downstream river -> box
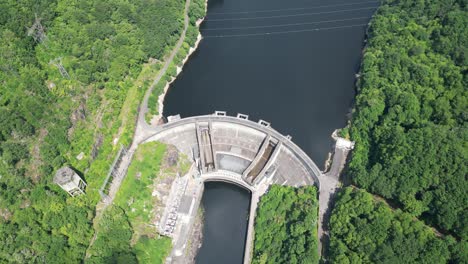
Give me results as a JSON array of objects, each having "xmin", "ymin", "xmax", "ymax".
[
  {"xmin": 196, "ymin": 182, "xmax": 251, "ymax": 264},
  {"xmin": 163, "ymin": 0, "xmax": 377, "ymax": 263}
]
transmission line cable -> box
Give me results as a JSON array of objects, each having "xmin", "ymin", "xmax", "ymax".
[
  {"xmin": 209, "ymin": 1, "xmax": 379, "ymax": 15},
  {"xmin": 204, "ymin": 23, "xmax": 367, "ymax": 38},
  {"xmin": 205, "ymin": 6, "xmax": 378, "ymax": 21},
  {"xmin": 204, "ymin": 16, "xmax": 369, "ymax": 31}
]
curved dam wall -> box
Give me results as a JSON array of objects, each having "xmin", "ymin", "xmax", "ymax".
[{"xmin": 142, "ymin": 112, "xmax": 322, "ymax": 190}]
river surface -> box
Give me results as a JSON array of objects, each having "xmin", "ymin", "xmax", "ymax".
[
  {"xmin": 164, "ymin": 0, "xmax": 377, "ymax": 263},
  {"xmin": 196, "ymin": 182, "xmax": 251, "ymax": 264}
]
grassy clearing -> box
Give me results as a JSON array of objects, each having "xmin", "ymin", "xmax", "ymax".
[
  {"xmin": 117, "ymin": 62, "xmax": 163, "ymax": 146},
  {"xmin": 134, "ymin": 236, "xmax": 172, "ymax": 264},
  {"xmin": 115, "ymin": 142, "xmax": 167, "ymax": 223},
  {"xmin": 64, "ymin": 60, "xmax": 165, "ymax": 205}
]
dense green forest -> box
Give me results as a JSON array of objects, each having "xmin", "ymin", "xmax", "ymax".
[
  {"xmin": 252, "ymin": 185, "xmax": 319, "ymax": 264},
  {"xmin": 329, "ymin": 187, "xmax": 465, "ymax": 263},
  {"xmin": 0, "ymin": 0, "xmax": 205, "ymax": 262},
  {"xmin": 86, "ymin": 205, "xmax": 138, "ymax": 263},
  {"xmin": 346, "ymin": 0, "xmax": 467, "ymax": 241}
]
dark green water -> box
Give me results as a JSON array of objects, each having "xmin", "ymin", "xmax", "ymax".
[
  {"xmin": 196, "ymin": 182, "xmax": 251, "ymax": 264},
  {"xmin": 164, "ymin": 0, "xmax": 378, "ymax": 263}
]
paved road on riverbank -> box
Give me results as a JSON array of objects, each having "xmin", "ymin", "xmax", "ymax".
[
  {"xmin": 136, "ymin": 0, "xmax": 192, "ymax": 135},
  {"xmin": 318, "ymin": 142, "xmax": 352, "ymax": 257}
]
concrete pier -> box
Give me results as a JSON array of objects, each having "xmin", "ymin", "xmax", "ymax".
[{"xmin": 243, "ymin": 176, "xmax": 271, "ymax": 264}]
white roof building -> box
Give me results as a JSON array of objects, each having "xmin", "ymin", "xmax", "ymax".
[{"xmin": 53, "ymin": 167, "xmax": 87, "ymax": 197}]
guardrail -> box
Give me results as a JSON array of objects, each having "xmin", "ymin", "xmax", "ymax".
[{"xmin": 99, "ymin": 144, "xmax": 127, "ymax": 199}]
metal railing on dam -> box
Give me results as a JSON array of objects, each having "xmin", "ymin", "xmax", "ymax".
[{"xmin": 141, "ymin": 111, "xmax": 323, "ymax": 190}]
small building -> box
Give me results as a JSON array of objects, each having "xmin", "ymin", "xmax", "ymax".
[
  {"xmin": 53, "ymin": 167, "xmax": 87, "ymax": 196},
  {"xmin": 336, "ymin": 137, "xmax": 355, "ymax": 150},
  {"xmin": 167, "ymin": 114, "xmax": 181, "ymax": 123}
]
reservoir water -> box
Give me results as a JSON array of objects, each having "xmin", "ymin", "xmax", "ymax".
[
  {"xmin": 164, "ymin": 0, "xmax": 378, "ymax": 263},
  {"xmin": 164, "ymin": 0, "xmax": 378, "ymax": 166}
]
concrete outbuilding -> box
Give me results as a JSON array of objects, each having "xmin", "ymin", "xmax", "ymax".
[{"xmin": 53, "ymin": 167, "xmax": 87, "ymax": 196}]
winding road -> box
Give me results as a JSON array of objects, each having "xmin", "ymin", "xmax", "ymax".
[{"xmin": 136, "ymin": 0, "xmax": 192, "ymax": 135}]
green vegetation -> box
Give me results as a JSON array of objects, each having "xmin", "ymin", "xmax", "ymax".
[
  {"xmin": 146, "ymin": 0, "xmax": 206, "ymax": 120},
  {"xmin": 347, "ymin": 0, "xmax": 467, "ymax": 240},
  {"xmin": 0, "ymin": 0, "xmax": 204, "ymax": 262},
  {"xmin": 252, "ymin": 185, "xmax": 319, "ymax": 264},
  {"xmin": 188, "ymin": 0, "xmax": 206, "ymax": 25},
  {"xmin": 329, "ymin": 187, "xmax": 465, "ymax": 263},
  {"xmin": 332, "ymin": 0, "xmax": 468, "ymax": 261},
  {"xmin": 87, "ymin": 203, "xmax": 172, "ymax": 264},
  {"xmin": 86, "ymin": 205, "xmax": 137, "ymax": 264},
  {"xmin": 88, "ymin": 142, "xmax": 189, "ymax": 262},
  {"xmin": 133, "ymin": 236, "xmax": 172, "ymax": 264},
  {"xmin": 115, "ymin": 142, "xmax": 167, "ymax": 223}
]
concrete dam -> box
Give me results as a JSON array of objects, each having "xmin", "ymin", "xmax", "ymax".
[
  {"xmin": 134, "ymin": 111, "xmax": 352, "ymax": 263},
  {"xmin": 143, "ymin": 111, "xmax": 321, "ymax": 189}
]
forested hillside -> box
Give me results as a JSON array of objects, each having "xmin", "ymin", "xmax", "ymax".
[
  {"xmin": 329, "ymin": 188, "xmax": 464, "ymax": 263},
  {"xmin": 346, "ymin": 0, "xmax": 467, "ymax": 241},
  {"xmin": 252, "ymin": 185, "xmax": 319, "ymax": 264},
  {"xmin": 0, "ymin": 0, "xmax": 204, "ymax": 262}
]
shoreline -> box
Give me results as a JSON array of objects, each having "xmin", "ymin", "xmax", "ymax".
[
  {"xmin": 153, "ymin": 33, "xmax": 203, "ymax": 124},
  {"xmin": 152, "ymin": 3, "xmax": 208, "ymax": 125}
]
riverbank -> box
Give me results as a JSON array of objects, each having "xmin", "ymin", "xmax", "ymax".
[
  {"xmin": 154, "ymin": 33, "xmax": 204, "ymax": 125},
  {"xmin": 147, "ymin": 0, "xmax": 208, "ymax": 124}
]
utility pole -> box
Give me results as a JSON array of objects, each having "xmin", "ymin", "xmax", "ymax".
[
  {"xmin": 28, "ymin": 15, "xmax": 71, "ymax": 80},
  {"xmin": 27, "ymin": 14, "xmax": 48, "ymax": 47},
  {"xmin": 50, "ymin": 57, "xmax": 70, "ymax": 79}
]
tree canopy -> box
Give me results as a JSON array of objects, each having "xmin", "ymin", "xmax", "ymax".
[
  {"xmin": 329, "ymin": 187, "xmax": 465, "ymax": 263},
  {"xmin": 347, "ymin": 0, "xmax": 467, "ymax": 239},
  {"xmin": 252, "ymin": 185, "xmax": 319, "ymax": 264},
  {"xmin": 0, "ymin": 0, "xmax": 191, "ymax": 262}
]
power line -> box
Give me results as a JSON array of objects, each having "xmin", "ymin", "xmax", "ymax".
[
  {"xmin": 204, "ymin": 16, "xmax": 369, "ymax": 31},
  {"xmin": 205, "ymin": 6, "xmax": 378, "ymax": 22},
  {"xmin": 204, "ymin": 23, "xmax": 368, "ymax": 38},
  {"xmin": 208, "ymin": 1, "xmax": 379, "ymax": 15}
]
